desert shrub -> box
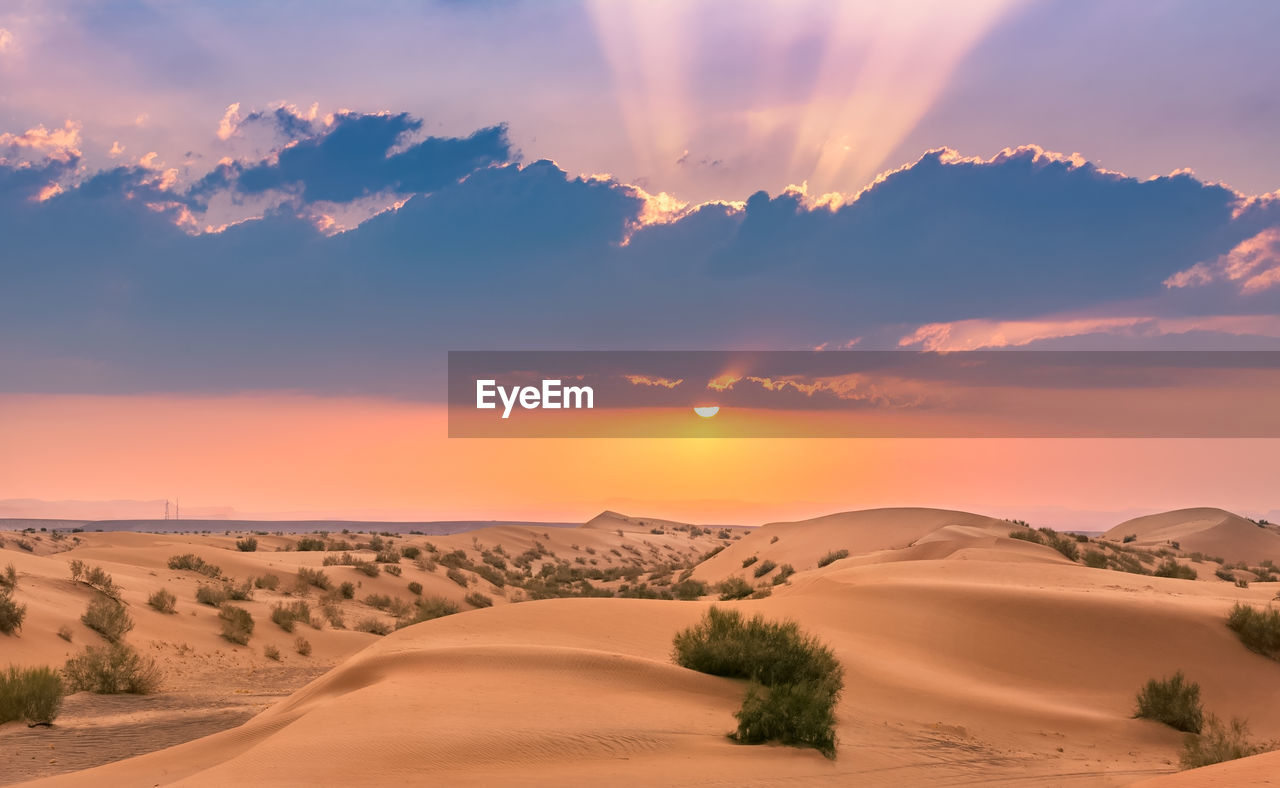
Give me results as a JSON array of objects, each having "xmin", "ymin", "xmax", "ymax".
[
  {"xmin": 1083, "ymin": 551, "xmax": 1109, "ymax": 569},
  {"xmin": 294, "ymin": 636, "xmax": 312, "ymax": 656},
  {"xmin": 1215, "ymin": 567, "xmax": 1235, "ymax": 582},
  {"xmin": 295, "ymin": 537, "xmax": 326, "ymax": 551},
  {"xmin": 57, "ymin": 625, "xmax": 73, "ymax": 642},
  {"xmin": 772, "ymin": 564, "xmax": 796, "ymax": 585},
  {"xmin": 401, "ymin": 546, "xmax": 421, "ymax": 560},
  {"xmin": 383, "ymin": 564, "xmax": 403, "ymax": 577},
  {"xmin": 320, "ymin": 599, "xmax": 345, "ymax": 629},
  {"xmin": 147, "ymin": 588, "xmax": 177, "ymax": 614},
  {"xmin": 375, "ymin": 548, "xmax": 401, "ymax": 564},
  {"xmin": 0, "ymin": 665, "xmax": 64, "ymax": 725},
  {"xmin": 338, "ymin": 581, "xmax": 356, "ymax": 599},
  {"xmin": 1009, "ymin": 529, "xmax": 1041, "ymax": 544},
  {"xmin": 672, "ymin": 607, "xmax": 843, "ymax": 758},
  {"xmin": 1153, "ymin": 559, "xmax": 1197, "ymax": 580},
  {"xmin": 63, "ymin": 643, "xmax": 161, "ymax": 694},
  {"xmin": 465, "ymin": 592, "xmax": 493, "ymax": 608},
  {"xmin": 354, "ymin": 617, "xmax": 392, "ymax": 635},
  {"xmin": 0, "ymin": 590, "xmax": 26, "ymax": 635},
  {"xmin": 1123, "ymin": 534, "xmax": 1137, "ymax": 543},
  {"xmin": 717, "ymin": 576, "xmax": 753, "ymax": 600},
  {"xmin": 271, "ymin": 601, "xmax": 311, "ymax": 632},
  {"xmin": 673, "ymin": 579, "xmax": 707, "ymax": 600},
  {"xmin": 1236, "ymin": 577, "xmax": 1251, "ymax": 589},
  {"xmin": 1135, "ymin": 672, "xmax": 1203, "ymax": 733},
  {"xmin": 446, "ymin": 568, "xmax": 470, "ymax": 587},
  {"xmin": 0, "ymin": 563, "xmax": 15, "ymax": 591},
  {"xmin": 407, "ymin": 581, "xmax": 423, "ymax": 596},
  {"xmin": 81, "ymin": 597, "xmax": 133, "ymax": 642},
  {"xmin": 263, "ymin": 644, "xmax": 281, "ymax": 661},
  {"xmin": 742, "ymin": 555, "xmax": 759, "ymax": 568},
  {"xmin": 195, "ymin": 584, "xmax": 228, "ymax": 607},
  {"xmin": 753, "ymin": 560, "xmax": 777, "ymax": 578},
  {"xmin": 1181, "ymin": 714, "xmax": 1262, "ymax": 769},
  {"xmin": 296, "ymin": 567, "xmax": 332, "ymax": 590},
  {"xmin": 254, "ymin": 573, "xmax": 280, "ymax": 591},
  {"xmin": 817, "ymin": 549, "xmax": 849, "ymax": 568},
  {"xmin": 168, "ymin": 554, "xmax": 221, "ymax": 578},
  {"xmin": 75, "ymin": 565, "xmax": 122, "ymax": 599},
  {"xmin": 353, "ymin": 561, "xmax": 380, "ymax": 578},
  {"xmin": 1227, "ymin": 603, "xmax": 1280, "ymax": 658},
  {"xmin": 235, "ymin": 537, "xmax": 258, "ymax": 552},
  {"xmin": 1039, "ymin": 529, "xmax": 1079, "ymax": 561},
  {"xmin": 225, "ymin": 580, "xmax": 254, "ymax": 601},
  {"xmin": 405, "ymin": 596, "xmax": 460, "ymax": 625},
  {"xmin": 218, "ymin": 604, "xmax": 254, "ymax": 645}
]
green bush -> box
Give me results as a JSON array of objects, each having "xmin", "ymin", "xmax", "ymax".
[
  {"xmin": 1182, "ymin": 714, "xmax": 1262, "ymax": 768},
  {"xmin": 0, "ymin": 665, "xmax": 63, "ymax": 725},
  {"xmin": 1227, "ymin": 603, "xmax": 1280, "ymax": 658},
  {"xmin": 218, "ymin": 604, "xmax": 254, "ymax": 645},
  {"xmin": 405, "ymin": 596, "xmax": 460, "ymax": 625},
  {"xmin": 0, "ymin": 589, "xmax": 26, "ymax": 635},
  {"xmin": 1135, "ymin": 671, "xmax": 1203, "ymax": 733},
  {"xmin": 716, "ymin": 576, "xmax": 753, "ymax": 600},
  {"xmin": 672, "ymin": 607, "xmax": 843, "ymax": 758},
  {"xmin": 236, "ymin": 537, "xmax": 258, "ymax": 552},
  {"xmin": 465, "ymin": 592, "xmax": 493, "ymax": 608},
  {"xmin": 1153, "ymin": 559, "xmax": 1197, "ymax": 580},
  {"xmin": 753, "ymin": 560, "xmax": 777, "ymax": 578},
  {"xmin": 82, "ymin": 597, "xmax": 134, "ymax": 642},
  {"xmin": 294, "ymin": 636, "xmax": 312, "ymax": 656},
  {"xmin": 816, "ymin": 549, "xmax": 849, "ymax": 568},
  {"xmin": 195, "ymin": 584, "xmax": 228, "ymax": 607},
  {"xmin": 673, "ymin": 578, "xmax": 707, "ymax": 600},
  {"xmin": 147, "ymin": 588, "xmax": 177, "ymax": 614},
  {"xmin": 63, "ymin": 643, "xmax": 161, "ymax": 694}
]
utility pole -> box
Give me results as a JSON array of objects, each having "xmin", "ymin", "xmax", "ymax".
[{"xmin": 165, "ymin": 500, "xmax": 170, "ymax": 520}]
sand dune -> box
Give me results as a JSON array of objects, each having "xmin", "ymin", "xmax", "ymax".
[
  {"xmin": 1102, "ymin": 508, "xmax": 1280, "ymax": 566},
  {"xmin": 5, "ymin": 507, "xmax": 1279, "ymax": 786}
]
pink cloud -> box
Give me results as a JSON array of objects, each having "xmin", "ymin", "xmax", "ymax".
[{"xmin": 1164, "ymin": 228, "xmax": 1280, "ymax": 294}]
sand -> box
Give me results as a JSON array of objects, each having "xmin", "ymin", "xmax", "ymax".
[{"xmin": 3, "ymin": 507, "xmax": 1279, "ymax": 786}]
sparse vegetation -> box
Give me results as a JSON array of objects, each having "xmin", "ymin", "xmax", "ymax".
[
  {"xmin": 338, "ymin": 581, "xmax": 356, "ymax": 599},
  {"xmin": 235, "ymin": 537, "xmax": 258, "ymax": 552},
  {"xmin": 1153, "ymin": 559, "xmax": 1197, "ymax": 581},
  {"xmin": 294, "ymin": 636, "xmax": 312, "ymax": 656},
  {"xmin": 716, "ymin": 576, "xmax": 753, "ymax": 600},
  {"xmin": 673, "ymin": 578, "xmax": 707, "ymax": 600},
  {"xmin": 147, "ymin": 588, "xmax": 177, "ymax": 614},
  {"xmin": 81, "ymin": 597, "xmax": 133, "ymax": 642},
  {"xmin": 218, "ymin": 604, "xmax": 254, "ymax": 645},
  {"xmin": 295, "ymin": 567, "xmax": 332, "ymax": 591},
  {"xmin": 254, "ymin": 573, "xmax": 280, "ymax": 591},
  {"xmin": 271, "ymin": 601, "xmax": 312, "ymax": 632},
  {"xmin": 816, "ymin": 549, "xmax": 849, "ymax": 568},
  {"xmin": 1181, "ymin": 714, "xmax": 1263, "ymax": 769},
  {"xmin": 407, "ymin": 581, "xmax": 423, "ymax": 595},
  {"xmin": 354, "ymin": 617, "xmax": 392, "ymax": 635},
  {"xmin": 263, "ymin": 644, "xmax": 281, "ymax": 661},
  {"xmin": 742, "ymin": 555, "xmax": 759, "ymax": 568},
  {"xmin": 195, "ymin": 584, "xmax": 228, "ymax": 607},
  {"xmin": 1122, "ymin": 534, "xmax": 1137, "ymax": 543},
  {"xmin": 63, "ymin": 643, "xmax": 161, "ymax": 694},
  {"xmin": 753, "ymin": 560, "xmax": 777, "ymax": 578},
  {"xmin": 1135, "ymin": 671, "xmax": 1203, "ymax": 733},
  {"xmin": 404, "ymin": 596, "xmax": 460, "ymax": 625},
  {"xmin": 465, "ymin": 592, "xmax": 493, "ymax": 608},
  {"xmin": 57, "ymin": 625, "xmax": 73, "ymax": 642},
  {"xmin": 0, "ymin": 574, "xmax": 25, "ymax": 635},
  {"xmin": 167, "ymin": 554, "xmax": 221, "ymax": 578},
  {"xmin": 672, "ymin": 607, "xmax": 843, "ymax": 758},
  {"xmin": 772, "ymin": 564, "xmax": 796, "ymax": 585},
  {"xmin": 446, "ymin": 567, "xmax": 470, "ymax": 587},
  {"xmin": 0, "ymin": 665, "xmax": 63, "ymax": 725},
  {"xmin": 1226, "ymin": 603, "xmax": 1280, "ymax": 658}
]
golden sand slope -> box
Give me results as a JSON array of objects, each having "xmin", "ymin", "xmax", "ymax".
[
  {"xmin": 9, "ymin": 507, "xmax": 1280, "ymax": 787},
  {"xmin": 1102, "ymin": 508, "xmax": 1280, "ymax": 566}
]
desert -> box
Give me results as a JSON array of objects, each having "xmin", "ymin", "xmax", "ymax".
[{"xmin": 3, "ymin": 506, "xmax": 1279, "ymax": 786}]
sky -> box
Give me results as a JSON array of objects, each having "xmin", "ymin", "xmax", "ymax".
[{"xmin": 1, "ymin": 0, "xmax": 1279, "ymax": 525}]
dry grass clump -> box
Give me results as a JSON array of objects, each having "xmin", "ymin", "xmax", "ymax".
[
  {"xmin": 271, "ymin": 601, "xmax": 312, "ymax": 632},
  {"xmin": 464, "ymin": 592, "xmax": 493, "ymax": 608},
  {"xmin": 1181, "ymin": 715, "xmax": 1264, "ymax": 768},
  {"xmin": 294, "ymin": 636, "xmax": 312, "ymax": 656},
  {"xmin": 63, "ymin": 643, "xmax": 161, "ymax": 694},
  {"xmin": 147, "ymin": 588, "xmax": 177, "ymax": 614},
  {"xmin": 716, "ymin": 576, "xmax": 753, "ymax": 600},
  {"xmin": 69, "ymin": 561, "xmax": 123, "ymax": 598},
  {"xmin": 195, "ymin": 584, "xmax": 228, "ymax": 607},
  {"xmin": 218, "ymin": 604, "xmax": 254, "ymax": 645},
  {"xmin": 0, "ymin": 564, "xmax": 25, "ymax": 635},
  {"xmin": 1227, "ymin": 603, "xmax": 1280, "ymax": 658},
  {"xmin": 0, "ymin": 665, "xmax": 63, "ymax": 725},
  {"xmin": 404, "ymin": 596, "xmax": 460, "ymax": 626},
  {"xmin": 295, "ymin": 567, "xmax": 332, "ymax": 592},
  {"xmin": 816, "ymin": 549, "xmax": 849, "ymax": 568},
  {"xmin": 235, "ymin": 537, "xmax": 258, "ymax": 552},
  {"xmin": 167, "ymin": 554, "xmax": 221, "ymax": 578},
  {"xmin": 254, "ymin": 573, "xmax": 280, "ymax": 590},
  {"xmin": 354, "ymin": 617, "xmax": 392, "ymax": 636},
  {"xmin": 753, "ymin": 560, "xmax": 777, "ymax": 578},
  {"xmin": 263, "ymin": 644, "xmax": 281, "ymax": 661}
]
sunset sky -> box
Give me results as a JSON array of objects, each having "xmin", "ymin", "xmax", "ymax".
[{"xmin": 2, "ymin": 1, "xmax": 1278, "ymax": 526}]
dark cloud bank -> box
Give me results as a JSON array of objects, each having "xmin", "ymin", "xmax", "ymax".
[{"xmin": 2, "ymin": 109, "xmax": 1279, "ymax": 397}]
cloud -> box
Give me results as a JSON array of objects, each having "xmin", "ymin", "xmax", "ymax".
[
  {"xmin": 0, "ymin": 120, "xmax": 82, "ymax": 162},
  {"xmin": 3, "ymin": 117, "xmax": 1280, "ymax": 396},
  {"xmin": 624, "ymin": 374, "xmax": 684, "ymax": 388},
  {"xmin": 0, "ymin": 28, "xmax": 12, "ymax": 52},
  {"xmin": 1165, "ymin": 228, "xmax": 1280, "ymax": 294}
]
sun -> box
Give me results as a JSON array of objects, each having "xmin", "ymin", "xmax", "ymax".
[{"xmin": 693, "ymin": 405, "xmax": 720, "ymax": 418}]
